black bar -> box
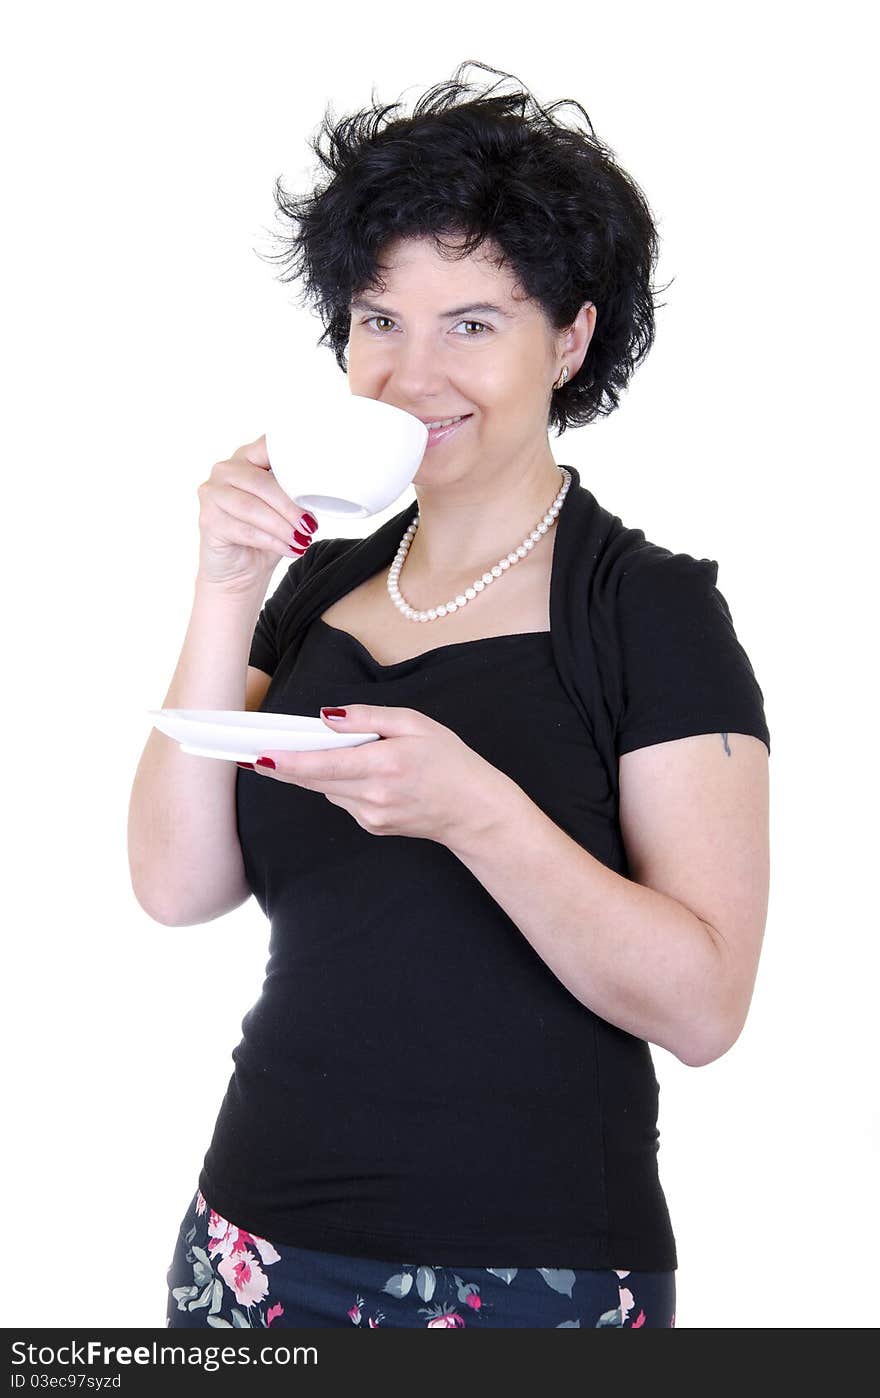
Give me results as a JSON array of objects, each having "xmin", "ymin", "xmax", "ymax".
[{"xmin": 2, "ymin": 1326, "xmax": 851, "ymax": 1392}]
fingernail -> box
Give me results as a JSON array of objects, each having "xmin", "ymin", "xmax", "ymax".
[
  {"xmin": 255, "ymin": 756, "xmax": 276, "ymax": 769},
  {"xmin": 299, "ymin": 511, "xmax": 319, "ymax": 533},
  {"xmin": 291, "ymin": 527, "xmax": 312, "ymax": 548},
  {"xmin": 321, "ymin": 707, "xmax": 347, "ymax": 720},
  {"xmin": 236, "ymin": 762, "xmax": 255, "ymax": 770}
]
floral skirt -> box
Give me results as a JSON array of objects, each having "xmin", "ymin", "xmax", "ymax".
[{"xmin": 166, "ymin": 1188, "xmax": 676, "ymax": 1329}]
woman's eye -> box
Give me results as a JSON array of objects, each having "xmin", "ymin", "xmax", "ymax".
[{"xmin": 362, "ymin": 317, "xmax": 489, "ymax": 337}]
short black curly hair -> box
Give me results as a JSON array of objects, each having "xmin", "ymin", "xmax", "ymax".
[{"xmin": 258, "ymin": 60, "xmax": 666, "ymax": 435}]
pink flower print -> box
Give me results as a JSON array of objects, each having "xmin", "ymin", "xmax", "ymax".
[
  {"xmin": 368, "ymin": 1316, "xmax": 382, "ymax": 1327},
  {"xmin": 614, "ymin": 1269, "xmax": 630, "ymax": 1279},
  {"xmin": 203, "ymin": 1207, "xmax": 281, "ymax": 1270},
  {"xmin": 465, "ymin": 1293, "xmax": 482, "ymax": 1311},
  {"xmin": 670, "ymin": 1312, "xmax": 676, "ymax": 1328},
  {"xmin": 618, "ymin": 1286, "xmax": 635, "ymax": 1323},
  {"xmin": 266, "ymin": 1303, "xmax": 284, "ymax": 1327},
  {"xmin": 427, "ymin": 1312, "xmax": 466, "ymax": 1328},
  {"xmin": 207, "ymin": 1210, "xmax": 237, "ymax": 1259},
  {"xmin": 348, "ymin": 1296, "xmax": 364, "ymax": 1325},
  {"xmin": 218, "ymin": 1248, "xmax": 270, "ymax": 1307},
  {"xmin": 230, "ymin": 1228, "xmax": 281, "ymax": 1268},
  {"xmin": 195, "ymin": 1191, "xmax": 207, "ymax": 1216},
  {"xmin": 631, "ymin": 1309, "xmax": 646, "ymax": 1328}
]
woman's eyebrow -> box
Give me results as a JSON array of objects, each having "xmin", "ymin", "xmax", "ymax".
[{"xmin": 350, "ymin": 297, "xmax": 514, "ymax": 320}]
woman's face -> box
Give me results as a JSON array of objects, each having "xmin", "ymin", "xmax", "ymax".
[{"xmin": 346, "ymin": 234, "xmax": 591, "ymax": 483}]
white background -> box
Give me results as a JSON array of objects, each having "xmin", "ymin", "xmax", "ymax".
[{"xmin": 3, "ymin": 0, "xmax": 876, "ymax": 1329}]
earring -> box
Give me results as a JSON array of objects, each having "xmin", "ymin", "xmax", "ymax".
[{"xmin": 553, "ymin": 365, "xmax": 569, "ymax": 390}]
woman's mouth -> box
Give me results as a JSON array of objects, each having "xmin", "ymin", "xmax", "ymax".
[{"xmin": 424, "ymin": 414, "xmax": 473, "ymax": 448}]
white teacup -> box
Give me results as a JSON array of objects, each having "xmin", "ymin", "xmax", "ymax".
[{"xmin": 265, "ymin": 394, "xmax": 429, "ymax": 519}]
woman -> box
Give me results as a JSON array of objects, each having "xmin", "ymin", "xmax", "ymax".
[{"xmin": 130, "ymin": 61, "xmax": 770, "ymax": 1329}]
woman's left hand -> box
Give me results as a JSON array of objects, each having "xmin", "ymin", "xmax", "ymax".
[{"xmin": 247, "ymin": 704, "xmax": 511, "ymax": 846}]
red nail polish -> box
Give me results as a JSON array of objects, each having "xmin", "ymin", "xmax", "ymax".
[
  {"xmin": 256, "ymin": 756, "xmax": 276, "ymax": 769},
  {"xmin": 321, "ymin": 707, "xmax": 347, "ymax": 720},
  {"xmin": 236, "ymin": 762, "xmax": 255, "ymax": 769},
  {"xmin": 288, "ymin": 543, "xmax": 308, "ymax": 555},
  {"xmin": 300, "ymin": 511, "xmax": 319, "ymax": 533},
  {"xmin": 291, "ymin": 527, "xmax": 312, "ymax": 548}
]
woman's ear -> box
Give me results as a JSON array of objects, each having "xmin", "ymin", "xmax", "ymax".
[{"xmin": 562, "ymin": 301, "xmax": 597, "ymax": 379}]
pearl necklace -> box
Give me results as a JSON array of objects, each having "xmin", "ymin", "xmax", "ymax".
[{"xmin": 387, "ymin": 466, "xmax": 571, "ymax": 622}]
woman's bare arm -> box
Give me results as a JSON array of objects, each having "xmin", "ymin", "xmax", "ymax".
[{"xmin": 127, "ymin": 575, "xmax": 273, "ymax": 926}]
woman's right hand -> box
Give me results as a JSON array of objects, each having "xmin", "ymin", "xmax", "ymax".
[{"xmin": 196, "ymin": 434, "xmax": 319, "ymax": 591}]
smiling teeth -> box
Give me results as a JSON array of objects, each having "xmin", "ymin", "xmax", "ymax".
[{"xmin": 425, "ymin": 415, "xmax": 466, "ymax": 429}]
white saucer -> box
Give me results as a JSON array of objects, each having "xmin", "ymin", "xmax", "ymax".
[{"xmin": 148, "ymin": 709, "xmax": 381, "ymax": 762}]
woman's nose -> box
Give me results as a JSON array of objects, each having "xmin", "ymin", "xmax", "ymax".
[{"xmin": 388, "ymin": 348, "xmax": 453, "ymax": 397}]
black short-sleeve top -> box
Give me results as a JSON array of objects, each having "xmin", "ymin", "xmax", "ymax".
[{"xmin": 198, "ymin": 466, "xmax": 770, "ymax": 1269}]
